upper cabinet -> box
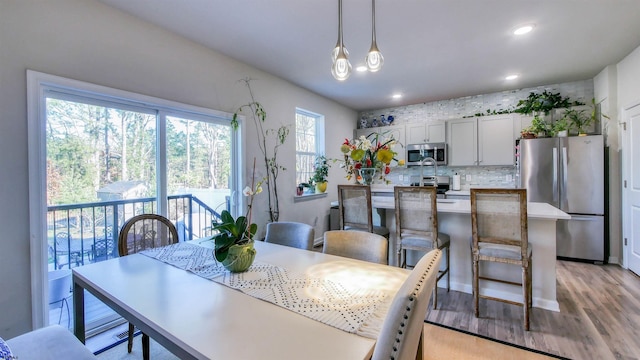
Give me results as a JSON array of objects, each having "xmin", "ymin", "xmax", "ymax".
[
  {"xmin": 447, "ymin": 118, "xmax": 477, "ymax": 166},
  {"xmin": 478, "ymin": 115, "xmax": 515, "ymax": 166},
  {"xmin": 447, "ymin": 114, "xmax": 515, "ymax": 166},
  {"xmin": 406, "ymin": 121, "xmax": 446, "ymax": 144}
]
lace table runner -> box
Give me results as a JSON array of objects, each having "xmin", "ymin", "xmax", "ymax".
[{"xmin": 140, "ymin": 242, "xmax": 391, "ymax": 339}]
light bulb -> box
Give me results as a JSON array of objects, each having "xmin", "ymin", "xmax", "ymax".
[
  {"xmin": 331, "ymin": 52, "xmax": 352, "ymax": 81},
  {"xmin": 331, "ymin": 44, "xmax": 349, "ymax": 63},
  {"xmin": 365, "ymin": 48, "xmax": 384, "ymax": 72}
]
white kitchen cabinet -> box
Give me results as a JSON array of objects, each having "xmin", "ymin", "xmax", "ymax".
[
  {"xmin": 406, "ymin": 121, "xmax": 445, "ymax": 144},
  {"xmin": 478, "ymin": 114, "xmax": 515, "ymax": 166},
  {"xmin": 447, "ymin": 115, "xmax": 515, "ymax": 166},
  {"xmin": 514, "ymin": 114, "xmax": 534, "ymax": 139},
  {"xmin": 447, "ymin": 118, "xmax": 477, "ymax": 166}
]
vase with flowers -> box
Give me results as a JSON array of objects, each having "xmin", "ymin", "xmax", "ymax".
[
  {"xmin": 211, "ymin": 158, "xmax": 262, "ymax": 272},
  {"xmin": 340, "ymin": 131, "xmax": 403, "ymax": 185}
]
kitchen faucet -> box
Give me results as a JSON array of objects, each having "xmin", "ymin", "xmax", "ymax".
[{"xmin": 419, "ymin": 157, "xmax": 437, "ymax": 186}]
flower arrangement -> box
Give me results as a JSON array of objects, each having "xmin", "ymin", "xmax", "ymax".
[
  {"xmin": 339, "ymin": 131, "xmax": 403, "ymax": 184},
  {"xmin": 212, "ymin": 158, "xmax": 263, "ymax": 263}
]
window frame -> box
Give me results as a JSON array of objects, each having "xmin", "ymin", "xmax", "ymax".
[{"xmin": 295, "ymin": 108, "xmax": 325, "ymax": 188}]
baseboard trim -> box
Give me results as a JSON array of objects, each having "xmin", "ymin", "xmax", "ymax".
[{"xmin": 445, "ymin": 281, "xmax": 559, "ymax": 312}]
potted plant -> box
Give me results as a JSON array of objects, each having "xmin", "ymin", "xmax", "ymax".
[
  {"xmin": 529, "ymin": 115, "xmax": 551, "ymax": 137},
  {"xmin": 564, "ymin": 109, "xmax": 591, "ymax": 136},
  {"xmin": 514, "ymin": 90, "xmax": 575, "ymax": 117},
  {"xmin": 310, "ymin": 155, "xmax": 330, "ymax": 193},
  {"xmin": 211, "ymin": 159, "xmax": 261, "ymax": 272},
  {"xmin": 520, "ymin": 128, "xmax": 537, "ymax": 139},
  {"xmin": 552, "ymin": 116, "xmax": 569, "ymax": 137}
]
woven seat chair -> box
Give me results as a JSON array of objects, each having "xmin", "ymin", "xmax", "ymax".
[
  {"xmin": 371, "ymin": 249, "xmax": 442, "ymax": 360},
  {"xmin": 322, "ymin": 230, "xmax": 388, "ymax": 265},
  {"xmin": 264, "ymin": 221, "xmax": 315, "ymax": 250},
  {"xmin": 337, "ymin": 184, "xmax": 390, "ymax": 238},
  {"xmin": 118, "ymin": 214, "xmax": 179, "ymax": 360},
  {"xmin": 470, "ymin": 188, "xmax": 532, "ymax": 330},
  {"xmin": 394, "ymin": 186, "xmax": 450, "ymax": 309}
]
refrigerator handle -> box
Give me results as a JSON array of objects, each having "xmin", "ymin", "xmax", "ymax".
[
  {"xmin": 562, "ymin": 146, "xmax": 568, "ymax": 204},
  {"xmin": 552, "ymin": 147, "xmax": 558, "ymax": 202}
]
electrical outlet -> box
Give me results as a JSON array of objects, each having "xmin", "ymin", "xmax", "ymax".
[
  {"xmin": 465, "ymin": 175, "xmax": 472, "ymax": 182},
  {"xmin": 398, "ymin": 175, "xmax": 404, "ymax": 181},
  {"xmin": 506, "ymin": 174, "xmax": 513, "ymax": 182}
]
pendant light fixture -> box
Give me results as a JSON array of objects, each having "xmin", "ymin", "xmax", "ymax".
[
  {"xmin": 331, "ymin": 0, "xmax": 351, "ymax": 81},
  {"xmin": 365, "ymin": 0, "xmax": 383, "ymax": 72}
]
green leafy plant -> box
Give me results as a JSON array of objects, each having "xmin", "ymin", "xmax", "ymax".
[
  {"xmin": 232, "ymin": 78, "xmax": 289, "ymax": 222},
  {"xmin": 514, "ymin": 90, "xmax": 582, "ymax": 116},
  {"xmin": 564, "ymin": 109, "xmax": 592, "ymax": 134},
  {"xmin": 310, "ymin": 155, "xmax": 330, "ymax": 184},
  {"xmin": 553, "ymin": 116, "xmax": 569, "ymax": 132},
  {"xmin": 530, "ymin": 115, "xmax": 551, "ymax": 135}
]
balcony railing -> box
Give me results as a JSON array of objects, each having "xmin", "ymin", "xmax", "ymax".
[{"xmin": 47, "ymin": 194, "xmax": 224, "ymax": 270}]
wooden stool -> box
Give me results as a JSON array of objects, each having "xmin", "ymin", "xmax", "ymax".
[
  {"xmin": 394, "ymin": 186, "xmax": 450, "ymax": 309},
  {"xmin": 470, "ymin": 188, "xmax": 532, "ymax": 330}
]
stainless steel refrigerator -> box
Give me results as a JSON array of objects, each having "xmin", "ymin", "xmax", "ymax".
[{"xmin": 518, "ymin": 135, "xmax": 606, "ymax": 263}]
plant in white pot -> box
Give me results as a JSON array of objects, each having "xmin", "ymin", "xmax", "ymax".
[{"xmin": 553, "ymin": 116, "xmax": 570, "ymax": 137}]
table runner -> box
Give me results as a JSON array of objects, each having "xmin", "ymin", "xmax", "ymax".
[{"xmin": 140, "ymin": 242, "xmax": 391, "ymax": 339}]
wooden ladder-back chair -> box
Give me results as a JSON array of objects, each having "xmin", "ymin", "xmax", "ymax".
[
  {"xmin": 337, "ymin": 184, "xmax": 390, "ymax": 238},
  {"xmin": 118, "ymin": 214, "xmax": 179, "ymax": 360},
  {"xmin": 470, "ymin": 188, "xmax": 532, "ymax": 330},
  {"xmin": 394, "ymin": 186, "xmax": 450, "ymax": 309}
]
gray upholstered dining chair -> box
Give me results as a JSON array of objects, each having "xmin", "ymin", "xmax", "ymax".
[
  {"xmin": 322, "ymin": 230, "xmax": 388, "ymax": 265},
  {"xmin": 118, "ymin": 213, "xmax": 179, "ymax": 360},
  {"xmin": 371, "ymin": 249, "xmax": 442, "ymax": 360},
  {"xmin": 395, "ymin": 186, "xmax": 450, "ymax": 309},
  {"xmin": 264, "ymin": 221, "xmax": 315, "ymax": 250},
  {"xmin": 470, "ymin": 188, "xmax": 532, "ymax": 330},
  {"xmin": 337, "ymin": 184, "xmax": 390, "ymax": 238}
]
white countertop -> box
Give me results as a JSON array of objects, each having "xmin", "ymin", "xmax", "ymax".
[
  {"xmin": 371, "ymin": 197, "xmax": 570, "ymax": 220},
  {"xmin": 445, "ymin": 189, "xmax": 470, "ymax": 196}
]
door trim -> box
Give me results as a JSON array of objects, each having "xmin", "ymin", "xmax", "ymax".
[{"xmin": 621, "ymin": 100, "xmax": 640, "ymax": 270}]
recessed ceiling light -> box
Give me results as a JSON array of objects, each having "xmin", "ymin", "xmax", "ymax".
[
  {"xmin": 505, "ymin": 74, "xmax": 519, "ymax": 80},
  {"xmin": 513, "ymin": 24, "xmax": 534, "ymax": 35},
  {"xmin": 392, "ymin": 94, "xmax": 402, "ymax": 99},
  {"xmin": 355, "ymin": 65, "xmax": 368, "ymax": 72}
]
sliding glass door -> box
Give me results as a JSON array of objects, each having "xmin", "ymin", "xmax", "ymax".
[{"xmin": 35, "ymin": 74, "xmax": 240, "ymax": 335}]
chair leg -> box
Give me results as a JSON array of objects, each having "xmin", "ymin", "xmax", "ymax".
[
  {"xmin": 142, "ymin": 333, "xmax": 150, "ymax": 360},
  {"xmin": 433, "ymin": 282, "xmax": 438, "ymax": 310},
  {"xmin": 523, "ymin": 265, "xmax": 530, "ymax": 331},
  {"xmin": 473, "ymin": 258, "xmax": 479, "ymax": 318},
  {"xmin": 127, "ymin": 323, "xmax": 134, "ymax": 353},
  {"xmin": 63, "ymin": 298, "xmax": 70, "ymax": 329},
  {"xmin": 57, "ymin": 302, "xmax": 64, "ymax": 325},
  {"xmin": 446, "ymin": 244, "xmax": 450, "ymax": 292}
]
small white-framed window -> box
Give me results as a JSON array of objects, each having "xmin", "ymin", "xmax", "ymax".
[{"xmin": 295, "ymin": 108, "xmax": 325, "ymax": 186}]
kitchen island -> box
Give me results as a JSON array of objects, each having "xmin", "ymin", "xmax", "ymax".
[{"xmin": 371, "ymin": 193, "xmax": 570, "ymax": 312}]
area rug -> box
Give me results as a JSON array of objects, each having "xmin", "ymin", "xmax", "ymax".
[{"xmin": 423, "ymin": 321, "xmax": 571, "ymax": 360}]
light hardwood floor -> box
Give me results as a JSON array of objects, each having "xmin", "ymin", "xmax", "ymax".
[{"xmin": 426, "ymin": 260, "xmax": 640, "ymax": 360}]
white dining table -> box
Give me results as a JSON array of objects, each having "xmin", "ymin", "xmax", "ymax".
[{"xmin": 72, "ymin": 239, "xmax": 409, "ymax": 360}]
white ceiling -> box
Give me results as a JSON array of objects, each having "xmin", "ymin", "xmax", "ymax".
[{"xmin": 97, "ymin": 0, "xmax": 640, "ymax": 111}]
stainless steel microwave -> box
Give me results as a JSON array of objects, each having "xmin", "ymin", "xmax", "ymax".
[{"xmin": 406, "ymin": 143, "xmax": 447, "ymax": 166}]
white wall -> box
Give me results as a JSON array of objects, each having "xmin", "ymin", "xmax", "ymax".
[{"xmin": 0, "ymin": 0, "xmax": 355, "ymax": 337}]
